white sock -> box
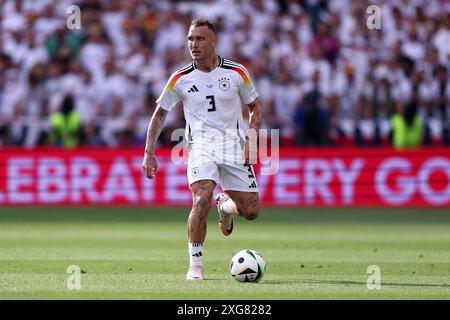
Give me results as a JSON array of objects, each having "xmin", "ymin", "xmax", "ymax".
[
  {"xmin": 189, "ymin": 242, "xmax": 204, "ymax": 267},
  {"xmin": 220, "ymin": 196, "xmax": 238, "ymax": 215}
]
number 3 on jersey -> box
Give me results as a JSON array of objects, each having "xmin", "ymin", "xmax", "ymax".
[{"xmin": 206, "ymin": 95, "xmax": 216, "ymax": 112}]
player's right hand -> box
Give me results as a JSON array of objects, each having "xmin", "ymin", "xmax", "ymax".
[{"xmin": 142, "ymin": 153, "xmax": 158, "ymax": 179}]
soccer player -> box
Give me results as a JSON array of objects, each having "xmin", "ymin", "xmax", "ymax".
[{"xmin": 141, "ymin": 19, "xmax": 262, "ymax": 281}]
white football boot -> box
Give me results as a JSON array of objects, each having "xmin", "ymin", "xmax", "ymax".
[
  {"xmin": 215, "ymin": 193, "xmax": 234, "ymax": 236},
  {"xmin": 186, "ymin": 266, "xmax": 204, "ymax": 281}
]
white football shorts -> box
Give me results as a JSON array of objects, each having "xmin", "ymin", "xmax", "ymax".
[{"xmin": 187, "ymin": 151, "xmax": 259, "ymax": 192}]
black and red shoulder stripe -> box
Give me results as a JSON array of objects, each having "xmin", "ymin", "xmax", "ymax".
[
  {"xmin": 220, "ymin": 58, "xmax": 252, "ymax": 85},
  {"xmin": 167, "ymin": 63, "xmax": 195, "ymax": 91}
]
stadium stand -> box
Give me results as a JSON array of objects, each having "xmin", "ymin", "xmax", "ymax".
[{"xmin": 0, "ymin": 0, "xmax": 449, "ymax": 148}]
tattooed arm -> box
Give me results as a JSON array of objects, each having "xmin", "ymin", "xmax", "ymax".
[
  {"xmin": 244, "ymin": 98, "xmax": 262, "ymax": 165},
  {"xmin": 142, "ymin": 106, "xmax": 168, "ymax": 179},
  {"xmin": 247, "ymin": 98, "xmax": 262, "ymax": 133}
]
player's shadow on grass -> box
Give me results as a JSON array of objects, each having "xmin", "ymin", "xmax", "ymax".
[{"xmin": 264, "ymin": 279, "xmax": 450, "ymax": 288}]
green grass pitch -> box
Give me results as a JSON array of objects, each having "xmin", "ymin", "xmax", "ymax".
[{"xmin": 0, "ymin": 207, "xmax": 449, "ymax": 299}]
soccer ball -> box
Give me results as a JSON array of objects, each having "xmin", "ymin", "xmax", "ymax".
[{"xmin": 230, "ymin": 249, "xmax": 266, "ymax": 282}]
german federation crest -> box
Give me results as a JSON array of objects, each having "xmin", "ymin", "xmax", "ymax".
[{"xmin": 218, "ymin": 78, "xmax": 230, "ymax": 91}]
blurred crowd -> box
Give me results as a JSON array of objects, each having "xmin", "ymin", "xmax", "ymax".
[{"xmin": 0, "ymin": 0, "xmax": 449, "ymax": 149}]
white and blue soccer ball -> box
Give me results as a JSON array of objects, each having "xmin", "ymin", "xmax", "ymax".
[{"xmin": 230, "ymin": 249, "xmax": 266, "ymax": 282}]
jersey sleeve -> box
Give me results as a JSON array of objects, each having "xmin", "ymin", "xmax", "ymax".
[
  {"xmin": 156, "ymin": 74, "xmax": 182, "ymax": 111},
  {"xmin": 237, "ymin": 65, "xmax": 259, "ymax": 104}
]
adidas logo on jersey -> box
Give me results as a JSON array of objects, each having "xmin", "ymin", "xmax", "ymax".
[
  {"xmin": 248, "ymin": 181, "xmax": 257, "ymax": 189},
  {"xmin": 188, "ymin": 85, "xmax": 199, "ymax": 93},
  {"xmin": 192, "ymin": 252, "xmax": 203, "ymax": 257}
]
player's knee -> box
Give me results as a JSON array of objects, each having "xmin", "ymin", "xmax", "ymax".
[
  {"xmin": 193, "ymin": 193, "xmax": 212, "ymax": 213},
  {"xmin": 243, "ymin": 207, "xmax": 259, "ymax": 221}
]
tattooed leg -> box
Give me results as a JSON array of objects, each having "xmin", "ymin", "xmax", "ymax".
[
  {"xmin": 188, "ymin": 180, "xmax": 216, "ymax": 242},
  {"xmin": 223, "ymin": 191, "xmax": 260, "ymax": 221}
]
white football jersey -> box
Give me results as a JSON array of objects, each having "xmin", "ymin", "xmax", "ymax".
[{"xmin": 156, "ymin": 56, "xmax": 258, "ymax": 160}]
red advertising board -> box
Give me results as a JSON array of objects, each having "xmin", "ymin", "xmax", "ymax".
[{"xmin": 0, "ymin": 147, "xmax": 449, "ymax": 207}]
